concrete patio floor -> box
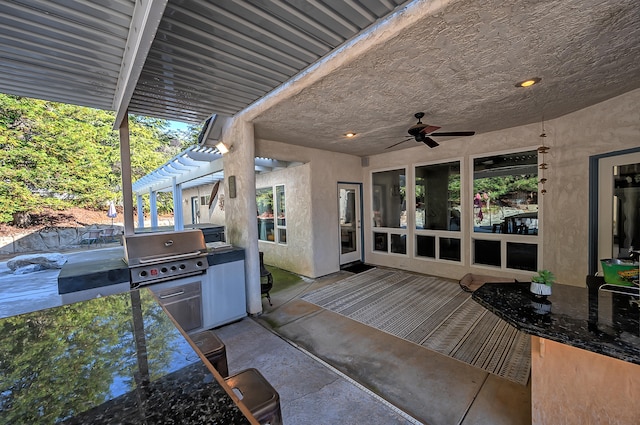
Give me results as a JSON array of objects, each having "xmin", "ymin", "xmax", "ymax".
[{"xmin": 0, "ymin": 248, "xmax": 531, "ymax": 424}]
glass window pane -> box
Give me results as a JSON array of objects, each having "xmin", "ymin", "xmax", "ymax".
[
  {"xmin": 257, "ymin": 187, "xmax": 274, "ymax": 241},
  {"xmin": 416, "ymin": 235, "xmax": 436, "ymax": 258},
  {"xmin": 473, "ymin": 151, "xmax": 538, "ymax": 235},
  {"xmin": 473, "ymin": 239, "xmax": 501, "ymax": 266},
  {"xmin": 439, "ymin": 238, "xmax": 461, "ymax": 261},
  {"xmin": 391, "ymin": 234, "xmax": 406, "ymax": 254},
  {"xmin": 614, "ymin": 163, "xmax": 640, "ymax": 258},
  {"xmin": 415, "ymin": 161, "xmax": 460, "ymax": 231},
  {"xmin": 372, "ymin": 169, "xmax": 406, "ymax": 228},
  {"xmin": 374, "ymin": 232, "xmax": 388, "ymax": 252},
  {"xmin": 506, "ymin": 242, "xmax": 537, "ymax": 271},
  {"xmin": 276, "ymin": 185, "xmax": 286, "ymax": 226},
  {"xmin": 278, "ymin": 229, "xmax": 287, "ymax": 244}
]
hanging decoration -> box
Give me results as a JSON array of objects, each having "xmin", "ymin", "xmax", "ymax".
[{"xmin": 537, "ymin": 117, "xmax": 550, "ymax": 194}]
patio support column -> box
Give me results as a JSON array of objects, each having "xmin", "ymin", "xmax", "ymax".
[
  {"xmin": 136, "ymin": 195, "xmax": 144, "ymax": 229},
  {"xmin": 172, "ymin": 178, "xmax": 184, "ymax": 230},
  {"xmin": 149, "ymin": 190, "xmax": 158, "ymax": 229},
  {"xmin": 118, "ymin": 114, "xmax": 135, "ymax": 236},
  {"xmin": 222, "ymin": 118, "xmax": 261, "ymax": 315}
]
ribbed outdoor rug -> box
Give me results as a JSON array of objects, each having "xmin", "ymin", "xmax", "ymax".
[{"xmin": 302, "ymin": 268, "xmax": 530, "ymax": 385}]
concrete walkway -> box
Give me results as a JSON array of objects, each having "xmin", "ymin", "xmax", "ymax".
[{"xmin": 253, "ymin": 270, "xmax": 531, "ymax": 425}]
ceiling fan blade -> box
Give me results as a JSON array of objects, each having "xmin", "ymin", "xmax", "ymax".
[
  {"xmin": 385, "ymin": 137, "xmax": 412, "ymax": 149},
  {"xmin": 430, "ymin": 131, "xmax": 475, "ymax": 137},
  {"xmin": 422, "ymin": 136, "xmax": 439, "ymax": 148},
  {"xmin": 419, "ymin": 125, "xmax": 441, "ymax": 134}
]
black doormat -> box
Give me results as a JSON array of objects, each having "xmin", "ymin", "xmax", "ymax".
[{"xmin": 341, "ymin": 262, "xmax": 375, "ymax": 274}]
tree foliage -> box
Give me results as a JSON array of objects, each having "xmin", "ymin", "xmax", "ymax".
[
  {"xmin": 0, "ymin": 94, "xmax": 197, "ymax": 223},
  {"xmin": 0, "ymin": 292, "xmax": 180, "ymax": 423}
]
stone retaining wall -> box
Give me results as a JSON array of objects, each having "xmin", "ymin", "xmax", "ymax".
[{"xmin": 0, "ymin": 225, "xmax": 123, "ymax": 255}]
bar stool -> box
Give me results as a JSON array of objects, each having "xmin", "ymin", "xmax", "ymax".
[
  {"xmin": 225, "ymin": 368, "xmax": 282, "ymax": 425},
  {"xmin": 190, "ymin": 330, "xmax": 229, "ymax": 378}
]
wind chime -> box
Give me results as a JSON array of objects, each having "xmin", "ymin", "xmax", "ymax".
[{"xmin": 538, "ymin": 118, "xmax": 550, "ymax": 194}]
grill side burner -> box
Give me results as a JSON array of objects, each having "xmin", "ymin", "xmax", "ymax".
[{"xmin": 123, "ymin": 229, "xmax": 208, "ymax": 288}]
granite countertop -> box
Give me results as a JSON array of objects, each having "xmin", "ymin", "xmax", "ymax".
[
  {"xmin": 0, "ymin": 289, "xmax": 252, "ymax": 424},
  {"xmin": 472, "ymin": 282, "xmax": 640, "ymax": 365}
]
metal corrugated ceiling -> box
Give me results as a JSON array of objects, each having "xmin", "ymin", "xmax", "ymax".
[
  {"xmin": 0, "ymin": 0, "xmax": 135, "ymax": 111},
  {"xmin": 0, "ymin": 0, "xmax": 410, "ymax": 125},
  {"xmin": 128, "ymin": 0, "xmax": 410, "ymax": 123}
]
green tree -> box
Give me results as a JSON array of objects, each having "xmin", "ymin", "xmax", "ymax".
[
  {"xmin": 0, "ymin": 94, "xmax": 196, "ymax": 223},
  {"xmin": 0, "ymin": 292, "xmax": 180, "ymax": 423}
]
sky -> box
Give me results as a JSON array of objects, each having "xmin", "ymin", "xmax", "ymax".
[{"xmin": 167, "ymin": 120, "xmax": 190, "ymax": 132}]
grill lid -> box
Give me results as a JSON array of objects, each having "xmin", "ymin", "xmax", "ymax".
[{"xmin": 123, "ymin": 229, "xmax": 207, "ymax": 267}]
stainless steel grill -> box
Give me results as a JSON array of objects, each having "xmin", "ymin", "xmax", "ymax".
[{"xmin": 123, "ymin": 229, "xmax": 208, "ymax": 288}]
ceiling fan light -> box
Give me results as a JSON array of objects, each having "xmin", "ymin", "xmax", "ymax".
[{"xmin": 515, "ymin": 77, "xmax": 541, "ymax": 88}]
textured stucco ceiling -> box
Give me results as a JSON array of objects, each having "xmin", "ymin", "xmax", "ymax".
[{"xmin": 250, "ymin": 0, "xmax": 640, "ymax": 156}]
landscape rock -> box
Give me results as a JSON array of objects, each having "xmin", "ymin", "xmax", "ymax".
[
  {"xmin": 13, "ymin": 264, "xmax": 45, "ymax": 274},
  {"xmin": 7, "ymin": 253, "xmax": 68, "ymax": 273},
  {"xmin": 14, "ymin": 234, "xmax": 48, "ymax": 252},
  {"xmin": 58, "ymin": 228, "xmax": 81, "ymax": 247}
]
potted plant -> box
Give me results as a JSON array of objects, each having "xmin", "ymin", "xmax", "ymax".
[{"xmin": 530, "ymin": 269, "xmax": 555, "ymax": 297}]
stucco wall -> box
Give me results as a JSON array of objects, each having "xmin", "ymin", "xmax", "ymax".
[
  {"xmin": 181, "ymin": 185, "xmax": 225, "ymax": 226},
  {"xmin": 256, "ymin": 139, "xmax": 362, "ymax": 277},
  {"xmin": 531, "ymin": 336, "xmax": 640, "ymax": 424},
  {"xmin": 255, "ymin": 163, "xmax": 313, "ymax": 276},
  {"xmin": 363, "ymin": 89, "xmax": 640, "ymax": 286}
]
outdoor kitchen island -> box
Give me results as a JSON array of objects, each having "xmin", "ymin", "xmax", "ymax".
[
  {"xmin": 0, "ymin": 288, "xmax": 257, "ymax": 424},
  {"xmin": 472, "ymin": 282, "xmax": 640, "ymax": 425},
  {"xmin": 57, "ymin": 244, "xmax": 248, "ymax": 332}
]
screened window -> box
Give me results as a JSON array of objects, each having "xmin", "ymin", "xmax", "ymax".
[
  {"xmin": 275, "ymin": 185, "xmax": 286, "ymax": 243},
  {"xmin": 372, "ymin": 169, "xmax": 406, "ymax": 228},
  {"xmin": 257, "ymin": 185, "xmax": 287, "ymax": 244},
  {"xmin": 372, "ymin": 169, "xmax": 407, "ymax": 254},
  {"xmin": 414, "ymin": 161, "xmax": 461, "ymax": 262},
  {"xmin": 415, "ymin": 161, "xmax": 460, "ymax": 231},
  {"xmin": 473, "ymin": 150, "xmax": 538, "ymax": 235},
  {"xmin": 472, "ymin": 150, "xmax": 539, "ymax": 271}
]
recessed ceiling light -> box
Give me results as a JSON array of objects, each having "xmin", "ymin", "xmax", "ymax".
[
  {"xmin": 515, "ymin": 77, "xmax": 541, "ymax": 88},
  {"xmin": 344, "ymin": 132, "xmax": 357, "ymax": 138}
]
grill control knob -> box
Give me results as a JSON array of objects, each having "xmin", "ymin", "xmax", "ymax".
[
  {"xmin": 161, "ymin": 267, "xmax": 168, "ymax": 273},
  {"xmin": 140, "ymin": 271, "xmax": 148, "ymax": 277},
  {"xmin": 179, "ymin": 264, "xmax": 186, "ymax": 270}
]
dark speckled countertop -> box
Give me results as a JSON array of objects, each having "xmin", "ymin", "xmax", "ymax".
[
  {"xmin": 0, "ymin": 289, "xmax": 252, "ymax": 424},
  {"xmin": 472, "ymin": 282, "xmax": 640, "ymax": 365}
]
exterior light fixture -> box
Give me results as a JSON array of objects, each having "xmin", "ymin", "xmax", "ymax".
[
  {"xmin": 216, "ymin": 141, "xmax": 230, "ymax": 154},
  {"xmin": 515, "ymin": 77, "xmax": 541, "ymax": 88},
  {"xmin": 344, "ymin": 132, "xmax": 357, "ymax": 138}
]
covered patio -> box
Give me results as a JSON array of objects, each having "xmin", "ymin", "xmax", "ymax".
[
  {"xmin": 3, "ymin": 1, "xmax": 640, "ymax": 301},
  {"xmin": 2, "ymin": 1, "xmax": 640, "ymax": 423}
]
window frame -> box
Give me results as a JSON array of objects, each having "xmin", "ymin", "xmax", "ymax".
[
  {"xmin": 370, "ymin": 166, "xmax": 408, "ymax": 256},
  {"xmin": 413, "ymin": 157, "xmax": 464, "ymax": 263},
  {"xmin": 469, "ymin": 147, "xmax": 543, "ymax": 272},
  {"xmin": 256, "ymin": 185, "xmax": 287, "ymax": 245}
]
